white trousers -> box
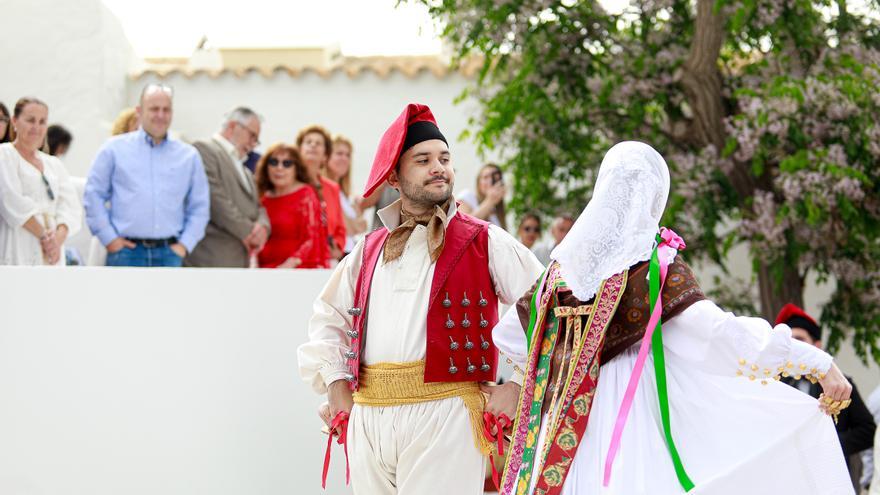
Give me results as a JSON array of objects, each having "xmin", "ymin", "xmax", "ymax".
[{"xmin": 348, "ymin": 396, "xmax": 485, "ymax": 495}]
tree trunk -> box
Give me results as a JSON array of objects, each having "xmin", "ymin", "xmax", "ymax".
[
  {"xmin": 679, "ymin": 0, "xmax": 755, "ymax": 199},
  {"xmin": 679, "ymin": 0, "xmax": 726, "ymax": 151},
  {"xmin": 680, "ymin": 0, "xmax": 805, "ymax": 319},
  {"xmin": 757, "ymin": 261, "xmax": 805, "ymax": 321}
]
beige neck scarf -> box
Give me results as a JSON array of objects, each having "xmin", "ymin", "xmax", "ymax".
[{"xmin": 383, "ymin": 200, "xmax": 450, "ymax": 264}]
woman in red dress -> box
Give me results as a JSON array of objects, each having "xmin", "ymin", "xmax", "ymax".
[
  {"xmin": 295, "ymin": 125, "xmax": 346, "ymax": 262},
  {"xmin": 254, "ymin": 143, "xmax": 329, "ymax": 268}
]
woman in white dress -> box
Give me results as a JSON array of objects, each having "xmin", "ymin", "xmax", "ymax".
[
  {"xmin": 489, "ymin": 141, "xmax": 855, "ymax": 495},
  {"xmin": 0, "ymin": 97, "xmax": 81, "ymax": 266}
]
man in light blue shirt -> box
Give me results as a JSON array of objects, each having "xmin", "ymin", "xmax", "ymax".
[{"xmin": 84, "ymin": 84, "xmax": 209, "ymax": 267}]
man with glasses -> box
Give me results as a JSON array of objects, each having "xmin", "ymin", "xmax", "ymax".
[
  {"xmin": 83, "ymin": 83, "xmax": 210, "ymax": 267},
  {"xmin": 185, "ymin": 107, "xmax": 270, "ymax": 268}
]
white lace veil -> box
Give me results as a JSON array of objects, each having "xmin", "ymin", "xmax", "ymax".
[{"xmin": 550, "ymin": 141, "xmax": 670, "ymax": 302}]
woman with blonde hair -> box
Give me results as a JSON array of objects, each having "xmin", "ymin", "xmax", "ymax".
[
  {"xmin": 111, "ymin": 107, "xmax": 139, "ymax": 136},
  {"xmin": 323, "ymin": 134, "xmax": 366, "ymax": 253},
  {"xmin": 458, "ymin": 163, "xmax": 507, "ymax": 230}
]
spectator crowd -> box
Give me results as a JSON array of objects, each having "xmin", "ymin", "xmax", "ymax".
[{"xmin": 0, "ymin": 85, "xmax": 571, "ymax": 270}]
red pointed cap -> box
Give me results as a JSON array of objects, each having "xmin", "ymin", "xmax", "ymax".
[
  {"xmin": 363, "ymin": 103, "xmax": 440, "ymax": 197},
  {"xmin": 775, "ymin": 303, "xmax": 821, "ymax": 340},
  {"xmin": 774, "ymin": 303, "xmax": 817, "ymax": 326}
]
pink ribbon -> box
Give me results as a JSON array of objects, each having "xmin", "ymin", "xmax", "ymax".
[
  {"xmin": 322, "ymin": 411, "xmax": 350, "ymax": 489},
  {"xmin": 602, "ymin": 228, "xmax": 683, "ymax": 487}
]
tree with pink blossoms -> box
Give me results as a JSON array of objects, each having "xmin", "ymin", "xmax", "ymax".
[{"xmin": 416, "ymin": 0, "xmax": 880, "ymax": 362}]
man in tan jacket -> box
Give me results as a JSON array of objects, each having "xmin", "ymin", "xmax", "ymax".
[{"xmin": 185, "ymin": 107, "xmax": 269, "ymax": 267}]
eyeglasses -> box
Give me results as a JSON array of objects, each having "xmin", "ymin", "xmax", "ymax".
[
  {"xmin": 237, "ymin": 121, "xmax": 260, "ymax": 145},
  {"xmin": 41, "ymin": 173, "xmax": 55, "ymax": 201},
  {"xmin": 267, "ymin": 157, "xmax": 295, "ymax": 168}
]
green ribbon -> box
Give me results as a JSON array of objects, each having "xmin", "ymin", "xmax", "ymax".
[
  {"xmin": 649, "ymin": 239, "xmax": 694, "ymax": 491},
  {"xmin": 524, "ymin": 268, "xmax": 546, "ymax": 347}
]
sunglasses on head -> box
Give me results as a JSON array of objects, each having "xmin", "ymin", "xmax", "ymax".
[
  {"xmin": 143, "ymin": 83, "xmax": 174, "ymax": 97},
  {"xmin": 41, "ymin": 173, "xmax": 55, "ymax": 201},
  {"xmin": 267, "ymin": 157, "xmax": 295, "ymax": 168}
]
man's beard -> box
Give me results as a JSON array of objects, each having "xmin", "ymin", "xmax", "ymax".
[{"xmin": 399, "ymin": 174, "xmax": 453, "ymax": 208}]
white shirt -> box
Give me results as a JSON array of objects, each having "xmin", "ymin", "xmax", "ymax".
[
  {"xmin": 872, "ymin": 428, "xmax": 880, "ymax": 495},
  {"xmin": 0, "ymin": 143, "xmax": 82, "ymax": 265},
  {"xmin": 339, "ymin": 190, "xmax": 358, "ymax": 253},
  {"xmin": 458, "ymin": 189, "xmax": 502, "ymax": 227},
  {"xmin": 297, "ymin": 198, "xmax": 545, "ymax": 393},
  {"xmin": 212, "ymin": 134, "xmax": 252, "ymax": 193}
]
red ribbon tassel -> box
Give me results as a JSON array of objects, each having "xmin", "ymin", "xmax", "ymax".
[
  {"xmin": 321, "ymin": 411, "xmax": 350, "ymax": 489},
  {"xmin": 483, "ymin": 412, "xmax": 511, "ymax": 491}
]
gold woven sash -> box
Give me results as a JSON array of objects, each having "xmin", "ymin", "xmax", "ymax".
[{"xmin": 353, "ymin": 360, "xmax": 493, "ymax": 455}]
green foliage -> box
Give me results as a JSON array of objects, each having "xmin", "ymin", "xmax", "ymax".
[{"xmin": 415, "ymin": 0, "xmax": 880, "ymax": 363}]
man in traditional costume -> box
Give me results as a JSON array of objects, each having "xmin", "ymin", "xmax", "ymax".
[
  {"xmin": 490, "ymin": 141, "xmax": 855, "ymax": 495},
  {"xmin": 298, "ymin": 103, "xmax": 543, "ymax": 494}
]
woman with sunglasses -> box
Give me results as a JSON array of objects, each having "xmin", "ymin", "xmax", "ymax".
[
  {"xmin": 254, "ymin": 143, "xmax": 328, "ymax": 268},
  {"xmin": 516, "ymin": 212, "xmax": 542, "ymax": 250},
  {"xmin": 0, "ymin": 97, "xmax": 81, "ymax": 265}
]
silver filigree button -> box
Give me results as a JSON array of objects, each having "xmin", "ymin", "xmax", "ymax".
[{"xmin": 466, "ymin": 358, "xmax": 476, "ymax": 374}]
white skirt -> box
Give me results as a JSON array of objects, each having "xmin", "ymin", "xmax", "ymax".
[{"xmin": 540, "ymin": 344, "xmax": 855, "ymax": 495}]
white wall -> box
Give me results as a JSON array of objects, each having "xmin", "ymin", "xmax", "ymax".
[
  {"xmin": 0, "ymin": 0, "xmax": 134, "ymax": 177},
  {"xmin": 129, "ymin": 69, "xmax": 492, "ymax": 197},
  {"xmin": 0, "ymin": 258, "xmax": 875, "ymax": 494},
  {"xmin": 0, "ymin": 266, "xmax": 351, "ymax": 495}
]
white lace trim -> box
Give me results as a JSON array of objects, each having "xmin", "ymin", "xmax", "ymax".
[{"xmin": 551, "ymin": 141, "xmax": 670, "ymax": 301}]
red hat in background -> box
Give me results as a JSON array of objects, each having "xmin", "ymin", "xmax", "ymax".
[
  {"xmin": 363, "ymin": 103, "xmax": 444, "ymax": 198},
  {"xmin": 775, "ymin": 303, "xmax": 822, "ymax": 341}
]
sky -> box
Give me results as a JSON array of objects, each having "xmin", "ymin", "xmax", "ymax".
[
  {"xmin": 104, "ymin": 0, "xmax": 872, "ymax": 59},
  {"xmin": 102, "ymin": 0, "xmax": 633, "ymax": 58},
  {"xmin": 101, "ymin": 0, "xmax": 447, "ymax": 58}
]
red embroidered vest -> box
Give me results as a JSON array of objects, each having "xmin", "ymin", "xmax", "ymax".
[{"xmin": 343, "ymin": 213, "xmax": 499, "ymax": 390}]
